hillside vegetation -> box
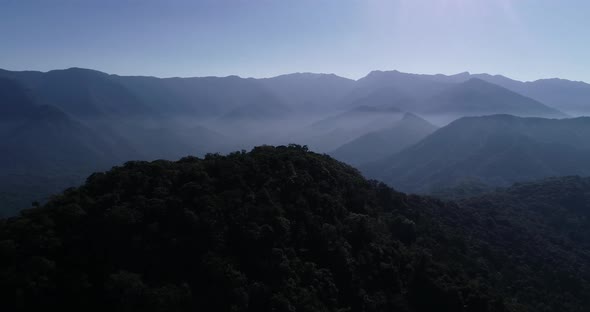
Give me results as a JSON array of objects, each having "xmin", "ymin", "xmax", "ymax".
[{"xmin": 1, "ymin": 146, "xmax": 590, "ymax": 311}]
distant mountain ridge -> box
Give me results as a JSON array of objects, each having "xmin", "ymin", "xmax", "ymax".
[
  {"xmin": 304, "ymin": 105, "xmax": 406, "ymax": 152},
  {"xmin": 3, "ymin": 67, "xmax": 588, "ymax": 118},
  {"xmin": 330, "ymin": 112, "xmax": 438, "ymax": 165},
  {"xmin": 352, "ymin": 69, "xmax": 590, "ymax": 115},
  {"xmin": 363, "ymin": 114, "xmax": 590, "ymax": 193},
  {"xmin": 259, "ymin": 72, "xmax": 356, "ymax": 113},
  {"xmin": 421, "ymin": 78, "xmax": 565, "ymax": 117},
  {"xmin": 347, "ymin": 71, "xmax": 568, "ymax": 119},
  {"xmin": 1, "ymin": 66, "xmax": 590, "ymax": 215}
]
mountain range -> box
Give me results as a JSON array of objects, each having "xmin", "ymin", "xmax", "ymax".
[
  {"xmin": 3, "ymin": 67, "xmax": 587, "ymax": 121},
  {"xmin": 1, "ymin": 67, "xmax": 590, "ymax": 215},
  {"xmin": 363, "ymin": 114, "xmax": 590, "ymax": 193},
  {"xmin": 330, "ymin": 112, "xmax": 438, "ymax": 165},
  {"xmin": 420, "ymin": 78, "xmax": 564, "ymax": 117},
  {"xmin": 3, "ymin": 66, "xmax": 590, "ymax": 310}
]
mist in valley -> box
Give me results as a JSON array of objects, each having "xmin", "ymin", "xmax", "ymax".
[{"xmin": 4, "ymin": 66, "xmax": 590, "ymax": 218}]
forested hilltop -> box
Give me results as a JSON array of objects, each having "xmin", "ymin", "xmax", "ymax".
[{"xmin": 1, "ymin": 145, "xmax": 589, "ymax": 311}]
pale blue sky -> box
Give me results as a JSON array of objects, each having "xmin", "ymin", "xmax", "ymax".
[{"xmin": 1, "ymin": 0, "xmax": 589, "ymax": 82}]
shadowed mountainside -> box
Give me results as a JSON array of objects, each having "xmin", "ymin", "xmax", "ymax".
[
  {"xmin": 363, "ymin": 115, "xmax": 590, "ymax": 193},
  {"xmin": 2, "ymin": 146, "xmax": 590, "ymax": 311}
]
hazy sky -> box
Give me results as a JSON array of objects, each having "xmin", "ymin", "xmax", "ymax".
[{"xmin": 1, "ymin": 0, "xmax": 589, "ymax": 82}]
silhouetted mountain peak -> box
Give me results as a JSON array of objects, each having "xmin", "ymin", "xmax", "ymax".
[
  {"xmin": 461, "ymin": 77, "xmax": 497, "ymax": 87},
  {"xmin": 395, "ymin": 112, "xmax": 437, "ymax": 130},
  {"xmin": 363, "ymin": 70, "xmax": 472, "ymax": 83},
  {"xmin": 473, "ymin": 73, "xmax": 510, "ymax": 80},
  {"xmin": 431, "ymin": 71, "xmax": 471, "ymax": 82},
  {"xmin": 272, "ymin": 72, "xmax": 349, "ymax": 80},
  {"xmin": 51, "ymin": 67, "xmax": 110, "ymax": 78},
  {"xmin": 351, "ymin": 104, "xmax": 401, "ymax": 113},
  {"xmin": 533, "ymin": 77, "xmax": 590, "ymax": 88},
  {"xmin": 363, "ymin": 70, "xmax": 402, "ymax": 80},
  {"xmin": 426, "ymin": 78, "xmax": 566, "ymax": 117},
  {"xmin": 401, "ymin": 112, "xmax": 422, "ymax": 121},
  {"xmin": 330, "ymin": 112, "xmax": 437, "ymax": 165}
]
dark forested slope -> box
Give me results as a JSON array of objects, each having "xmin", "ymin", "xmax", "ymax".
[
  {"xmin": 455, "ymin": 176, "xmax": 590, "ymax": 311},
  {"xmin": 2, "ymin": 145, "xmax": 590, "ymax": 311},
  {"xmin": 0, "ymin": 78, "xmax": 139, "ymax": 216},
  {"xmin": 0, "ymin": 145, "xmax": 499, "ymax": 311}
]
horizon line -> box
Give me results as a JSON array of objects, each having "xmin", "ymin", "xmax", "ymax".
[{"xmin": 1, "ymin": 66, "xmax": 588, "ymax": 85}]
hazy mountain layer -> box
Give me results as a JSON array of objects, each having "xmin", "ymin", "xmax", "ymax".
[
  {"xmin": 421, "ymin": 78, "xmax": 565, "ymax": 118},
  {"xmin": 301, "ymin": 105, "xmax": 405, "ymax": 152},
  {"xmin": 1, "ymin": 67, "xmax": 589, "ymax": 215},
  {"xmin": 330, "ymin": 113, "xmax": 438, "ymax": 165},
  {"xmin": 364, "ymin": 115, "xmax": 590, "ymax": 193},
  {"xmin": 344, "ymin": 69, "xmax": 590, "ymax": 115},
  {"xmin": 471, "ymin": 73, "xmax": 590, "ymax": 115},
  {"xmin": 2, "ymin": 67, "xmax": 582, "ymax": 121},
  {"xmin": 259, "ymin": 72, "xmax": 356, "ymax": 113}
]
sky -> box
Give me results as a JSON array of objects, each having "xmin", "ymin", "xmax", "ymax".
[{"xmin": 1, "ymin": 0, "xmax": 589, "ymax": 82}]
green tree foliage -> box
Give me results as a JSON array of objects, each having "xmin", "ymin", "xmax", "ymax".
[{"xmin": 0, "ymin": 145, "xmax": 588, "ymax": 311}]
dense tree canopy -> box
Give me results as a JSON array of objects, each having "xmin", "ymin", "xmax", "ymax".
[{"xmin": 1, "ymin": 145, "xmax": 588, "ymax": 311}]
